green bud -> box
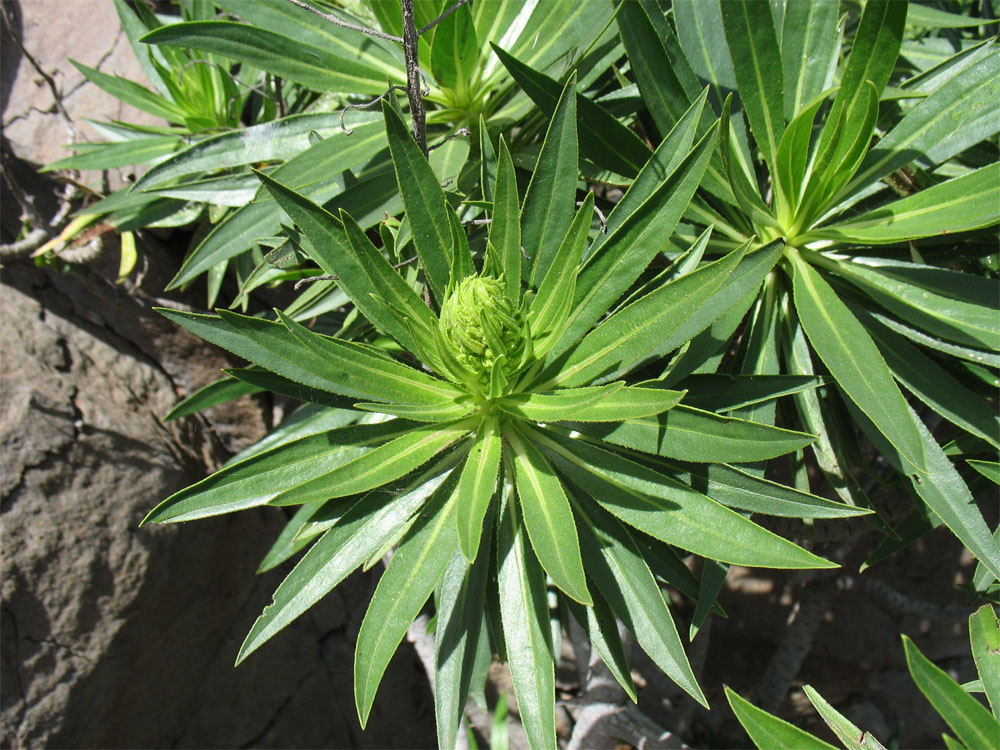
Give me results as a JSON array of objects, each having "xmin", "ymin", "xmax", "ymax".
[{"xmin": 439, "ymin": 275, "xmax": 529, "ymax": 390}]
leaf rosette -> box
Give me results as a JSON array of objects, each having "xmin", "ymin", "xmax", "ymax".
[{"xmin": 146, "ymin": 82, "xmax": 870, "ymax": 750}]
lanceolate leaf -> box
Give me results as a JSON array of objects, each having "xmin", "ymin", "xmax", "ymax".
[
  {"xmin": 141, "ymin": 21, "xmax": 392, "ymax": 94},
  {"xmin": 721, "ymin": 0, "xmax": 784, "ymax": 175},
  {"xmin": 491, "ymin": 43, "xmax": 650, "ymax": 178},
  {"xmin": 553, "ymin": 239, "xmax": 749, "ymax": 388},
  {"xmin": 254, "ymin": 171, "xmax": 436, "ymax": 354},
  {"xmin": 159, "ymin": 308, "xmax": 458, "ymax": 404},
  {"xmin": 497, "ymin": 468, "xmax": 556, "ymax": 750},
  {"xmin": 522, "ymin": 75, "xmax": 579, "ymax": 287},
  {"xmin": 268, "ymin": 420, "xmax": 469, "ymax": 506},
  {"xmin": 456, "ymin": 417, "xmax": 501, "ymax": 562},
  {"xmin": 969, "ymin": 605, "xmax": 1000, "ymax": 721},
  {"xmin": 804, "ymin": 686, "xmax": 887, "ymax": 750},
  {"xmin": 502, "ymin": 384, "xmax": 685, "ymax": 423},
  {"xmin": 135, "ymin": 113, "xmax": 365, "ymax": 191},
  {"xmin": 572, "ymin": 492, "xmax": 706, "ymax": 707},
  {"xmin": 236, "ymin": 460, "xmax": 458, "ymax": 663},
  {"xmin": 867, "ymin": 321, "xmax": 1000, "ymax": 449},
  {"xmin": 142, "ymin": 420, "xmax": 415, "ymax": 523},
  {"xmin": 435, "ymin": 546, "xmax": 491, "ymax": 750},
  {"xmin": 726, "ymin": 687, "xmax": 838, "ymax": 750},
  {"xmin": 163, "ymin": 375, "xmax": 261, "ymax": 422},
  {"xmin": 355, "ymin": 479, "xmax": 459, "ymax": 726},
  {"xmin": 506, "ymin": 426, "xmax": 591, "ymax": 605},
  {"xmin": 573, "ymin": 405, "xmax": 814, "ymax": 464},
  {"xmin": 557, "ymin": 116, "xmax": 718, "ymax": 358},
  {"xmin": 528, "ymin": 192, "xmax": 592, "ymax": 350},
  {"xmin": 789, "ymin": 251, "xmax": 927, "ymax": 474},
  {"xmin": 781, "ymin": 0, "xmax": 839, "ymax": 121},
  {"xmin": 167, "ymin": 117, "xmax": 386, "ymax": 287},
  {"xmin": 489, "ymin": 138, "xmax": 522, "ymax": 300},
  {"xmin": 850, "ymin": 400, "xmax": 1000, "ymax": 581},
  {"xmin": 830, "ymin": 253, "xmax": 999, "ymax": 352},
  {"xmin": 806, "ymin": 163, "xmax": 1000, "ymax": 245},
  {"xmin": 904, "ymin": 635, "xmax": 1000, "ymax": 750},
  {"xmin": 383, "ymin": 101, "xmax": 464, "ymax": 303},
  {"xmin": 536, "ymin": 429, "xmax": 834, "ymax": 570},
  {"xmin": 846, "ymin": 46, "xmax": 1000, "ymax": 197},
  {"xmin": 429, "ymin": 0, "xmax": 478, "ymax": 93}
]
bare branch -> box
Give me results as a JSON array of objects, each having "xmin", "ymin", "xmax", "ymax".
[
  {"xmin": 401, "ymin": 0, "xmax": 428, "ymax": 155},
  {"xmin": 417, "ymin": 0, "xmax": 471, "ymax": 35},
  {"xmin": 282, "ymin": 0, "xmax": 402, "ymax": 42},
  {"xmin": 340, "ymin": 86, "xmax": 408, "ymax": 134}
]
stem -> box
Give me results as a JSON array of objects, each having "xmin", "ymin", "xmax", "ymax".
[
  {"xmin": 401, "ymin": 0, "xmax": 428, "ymax": 155},
  {"xmin": 282, "ymin": 0, "xmax": 401, "ymax": 42}
]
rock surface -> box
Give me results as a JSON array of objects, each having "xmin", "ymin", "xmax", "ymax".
[{"xmin": 1, "ymin": 2, "xmax": 434, "ymax": 746}]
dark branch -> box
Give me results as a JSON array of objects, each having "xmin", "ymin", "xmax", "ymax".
[{"xmin": 417, "ymin": 0, "xmax": 471, "ymax": 35}]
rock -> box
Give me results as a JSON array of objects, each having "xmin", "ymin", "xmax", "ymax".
[{"xmin": 0, "ymin": 261, "xmax": 434, "ymax": 748}]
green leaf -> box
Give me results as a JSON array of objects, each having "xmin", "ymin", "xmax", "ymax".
[
  {"xmin": 674, "ymin": 0, "xmax": 736, "ymax": 99},
  {"xmin": 506, "ymin": 426, "xmax": 591, "ymax": 605},
  {"xmin": 528, "ymin": 192, "xmax": 592, "ymax": 353},
  {"xmin": 352, "ymin": 399, "xmax": 473, "ymax": 423},
  {"xmin": 690, "ymin": 559, "xmax": 727, "ymax": 641},
  {"xmin": 789, "ymin": 251, "xmax": 926, "ymax": 474},
  {"xmin": 835, "ymin": 258, "xmax": 1000, "ymax": 352},
  {"xmin": 382, "ymin": 101, "xmax": 468, "ymax": 303},
  {"xmin": 142, "ymin": 421, "xmax": 415, "ymax": 523},
  {"xmin": 719, "ymin": 95, "xmax": 779, "ymax": 233},
  {"xmin": 435, "ymin": 545, "xmax": 491, "ymax": 750},
  {"xmin": 429, "ymin": 0, "xmax": 478, "ymax": 92},
  {"xmin": 781, "ymin": 0, "xmax": 839, "ymax": 121},
  {"xmin": 807, "ymin": 164, "xmax": 1000, "ymax": 245},
  {"xmin": 804, "ymin": 685, "xmax": 887, "ymax": 750},
  {"xmin": 456, "ymin": 417, "xmax": 502, "ymax": 562},
  {"xmin": 537, "ymin": 429, "xmax": 835, "ymax": 570},
  {"xmin": 254, "ymin": 170, "xmax": 436, "ymax": 354},
  {"xmin": 488, "ymin": 138, "xmax": 521, "ymax": 300},
  {"xmin": 167, "ymin": 117, "xmax": 387, "ymax": 287},
  {"xmin": 267, "ymin": 420, "xmax": 469, "ymax": 506},
  {"xmin": 907, "ymin": 4, "xmax": 1000, "ymax": 29},
  {"xmin": 67, "ymin": 59, "xmax": 185, "ymax": 123},
  {"xmin": 774, "ymin": 89, "xmax": 833, "ymax": 220},
  {"xmin": 866, "ymin": 321, "xmax": 1000, "ymax": 449},
  {"xmin": 726, "ymin": 686, "xmax": 837, "ymax": 750},
  {"xmin": 141, "ymin": 21, "xmax": 392, "ymax": 94},
  {"xmin": 502, "ymin": 384, "xmax": 685, "ymax": 423},
  {"xmin": 851, "ymin": 399, "xmax": 1000, "ymax": 582},
  {"xmin": 163, "ymin": 375, "xmax": 261, "ymax": 422},
  {"xmin": 558, "ymin": 112, "xmax": 718, "ymax": 358},
  {"xmin": 564, "ymin": 592, "xmax": 637, "ymax": 702},
  {"xmin": 721, "ymin": 0, "xmax": 784, "ymax": 175},
  {"xmin": 522, "ymin": 75, "xmax": 578, "ymax": 287},
  {"xmin": 969, "ymin": 605, "xmax": 1000, "ymax": 721},
  {"xmin": 237, "ymin": 460, "xmax": 457, "ymax": 663},
  {"xmin": 224, "ymin": 367, "xmax": 353, "ymax": 411},
  {"xmin": 665, "ymin": 461, "xmax": 870, "ymax": 520},
  {"xmin": 846, "ymin": 47, "xmax": 1000, "ymax": 197},
  {"xmin": 45, "ymin": 137, "xmax": 179, "ymax": 172},
  {"xmin": 969, "ymin": 461, "xmax": 1000, "ymax": 486},
  {"xmin": 572, "ymin": 492, "xmax": 706, "ymax": 707},
  {"xmin": 679, "ymin": 374, "xmax": 825, "ymax": 413},
  {"xmin": 491, "ymin": 43, "xmax": 650, "ymax": 178},
  {"xmin": 904, "ymin": 635, "xmax": 1000, "ymax": 750},
  {"xmin": 134, "ymin": 113, "xmax": 359, "ymax": 191},
  {"xmin": 553, "ymin": 240, "xmax": 752, "ymax": 388},
  {"xmin": 572, "ymin": 404, "xmax": 814, "ymax": 464},
  {"xmin": 497, "ymin": 466, "xmax": 556, "ymax": 750},
  {"xmin": 257, "ymin": 503, "xmax": 318, "ymax": 573},
  {"xmin": 355, "ymin": 478, "xmax": 459, "ymax": 726},
  {"xmin": 822, "ymin": 0, "xmax": 906, "ymax": 150}
]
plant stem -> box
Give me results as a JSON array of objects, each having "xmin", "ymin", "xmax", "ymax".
[{"xmin": 401, "ymin": 0, "xmax": 428, "ymax": 155}]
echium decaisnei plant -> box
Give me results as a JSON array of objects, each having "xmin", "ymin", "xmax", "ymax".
[
  {"xmin": 606, "ymin": 0, "xmax": 1000, "ymax": 587},
  {"xmin": 145, "ymin": 82, "xmax": 871, "ymax": 749}
]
